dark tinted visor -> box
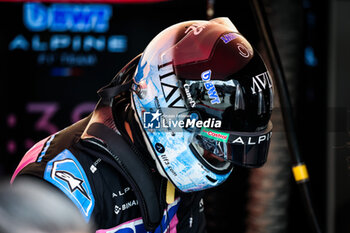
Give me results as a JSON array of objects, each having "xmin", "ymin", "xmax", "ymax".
[{"xmin": 180, "ymin": 52, "xmax": 273, "ymax": 132}]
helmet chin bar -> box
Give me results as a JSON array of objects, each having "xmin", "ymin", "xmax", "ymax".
[
  {"xmin": 190, "ymin": 141, "xmax": 232, "ymax": 173},
  {"xmin": 130, "ymin": 89, "xmax": 233, "ymax": 192},
  {"xmin": 130, "ymin": 92, "xmax": 169, "ymax": 180}
]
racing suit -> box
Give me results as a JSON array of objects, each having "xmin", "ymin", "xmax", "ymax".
[{"xmin": 11, "ymin": 78, "xmax": 206, "ymax": 233}]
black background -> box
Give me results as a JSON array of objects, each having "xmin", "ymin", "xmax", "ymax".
[{"xmin": 0, "ymin": 0, "xmax": 342, "ymax": 232}]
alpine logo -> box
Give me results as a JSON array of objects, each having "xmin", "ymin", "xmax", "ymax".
[
  {"xmin": 231, "ymin": 132, "xmax": 272, "ymax": 145},
  {"xmin": 112, "ymin": 187, "xmax": 131, "ymax": 198}
]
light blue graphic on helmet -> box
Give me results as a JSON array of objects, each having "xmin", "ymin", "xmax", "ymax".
[
  {"xmin": 133, "ymin": 89, "xmax": 231, "ymax": 192},
  {"xmin": 134, "ymin": 60, "xmax": 148, "ymax": 83},
  {"xmin": 44, "ymin": 149, "xmax": 95, "ymax": 222},
  {"xmin": 132, "ymin": 60, "xmax": 231, "ymax": 192}
]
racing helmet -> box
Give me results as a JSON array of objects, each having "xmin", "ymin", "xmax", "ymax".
[{"xmin": 131, "ymin": 17, "xmax": 274, "ymax": 192}]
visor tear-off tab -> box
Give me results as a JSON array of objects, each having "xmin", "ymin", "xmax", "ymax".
[
  {"xmin": 166, "ymin": 180, "xmax": 175, "ymax": 204},
  {"xmin": 292, "ymin": 163, "xmax": 309, "ymax": 183}
]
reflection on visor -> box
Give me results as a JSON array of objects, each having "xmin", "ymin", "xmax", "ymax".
[
  {"xmin": 182, "ymin": 79, "xmax": 245, "ymax": 118},
  {"xmin": 191, "ymin": 121, "xmax": 273, "ymax": 168},
  {"xmin": 181, "ymin": 76, "xmax": 272, "ymax": 132},
  {"xmin": 179, "ymin": 52, "xmax": 274, "ymax": 133}
]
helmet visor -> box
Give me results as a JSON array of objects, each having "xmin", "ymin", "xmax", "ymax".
[
  {"xmin": 179, "ymin": 51, "xmax": 273, "ymax": 132},
  {"xmin": 178, "ymin": 51, "xmax": 273, "ymax": 168}
]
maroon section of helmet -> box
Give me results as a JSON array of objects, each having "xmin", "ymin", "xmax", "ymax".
[{"xmin": 172, "ymin": 22, "xmax": 254, "ymax": 80}]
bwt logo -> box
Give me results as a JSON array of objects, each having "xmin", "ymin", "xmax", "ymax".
[
  {"xmin": 23, "ymin": 3, "xmax": 112, "ymax": 33},
  {"xmin": 143, "ymin": 110, "xmax": 162, "ymax": 129}
]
